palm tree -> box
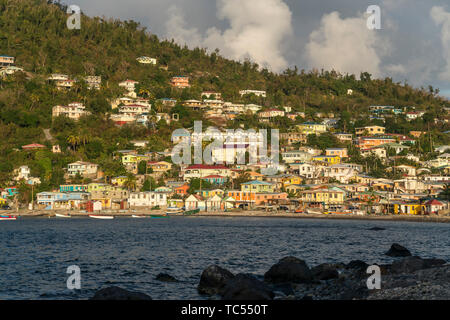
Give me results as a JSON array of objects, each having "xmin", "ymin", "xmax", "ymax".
[
  {"xmin": 67, "ymin": 135, "xmax": 80, "ymax": 150},
  {"xmin": 124, "ymin": 174, "xmax": 137, "ymax": 192}
]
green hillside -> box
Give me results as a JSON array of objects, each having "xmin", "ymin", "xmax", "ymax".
[{"xmin": 0, "ymin": 0, "xmax": 449, "ymax": 190}]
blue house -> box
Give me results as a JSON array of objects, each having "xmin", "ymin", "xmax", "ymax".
[{"xmin": 202, "ymin": 175, "xmax": 227, "ymax": 185}]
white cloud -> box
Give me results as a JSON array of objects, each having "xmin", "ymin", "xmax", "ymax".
[
  {"xmin": 305, "ymin": 11, "xmax": 383, "ymax": 78},
  {"xmin": 165, "ymin": 0, "xmax": 293, "ymax": 72},
  {"xmin": 430, "ymin": 6, "xmax": 450, "ymax": 82}
]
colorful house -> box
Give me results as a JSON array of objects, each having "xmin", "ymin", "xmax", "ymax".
[
  {"xmin": 297, "ymin": 122, "xmax": 327, "ymax": 135},
  {"xmin": 59, "ymin": 184, "xmax": 88, "ymax": 193},
  {"xmin": 197, "ymin": 189, "xmax": 225, "ymax": 198},
  {"xmin": 312, "ymin": 155, "xmax": 341, "ymax": 165},
  {"xmin": 241, "ymin": 180, "xmax": 275, "ymax": 193},
  {"xmin": 111, "ymin": 176, "xmax": 128, "ymax": 187},
  {"xmin": 174, "ymin": 184, "xmax": 189, "ymax": 196},
  {"xmin": 202, "ymin": 175, "xmax": 227, "ymax": 185}
]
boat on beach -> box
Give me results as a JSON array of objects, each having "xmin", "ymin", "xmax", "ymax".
[
  {"xmin": 55, "ymin": 213, "xmax": 71, "ymax": 218},
  {"xmin": 131, "ymin": 215, "xmax": 147, "ymax": 218},
  {"xmin": 0, "ymin": 215, "xmax": 17, "ymax": 221},
  {"xmin": 89, "ymin": 215, "xmax": 114, "ymax": 220},
  {"xmin": 165, "ymin": 207, "xmax": 183, "ymax": 216}
]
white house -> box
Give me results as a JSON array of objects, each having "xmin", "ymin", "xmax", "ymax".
[
  {"xmin": 52, "ymin": 103, "xmax": 91, "ymax": 120},
  {"xmin": 136, "ymin": 56, "xmax": 157, "ymax": 65},
  {"xmin": 129, "ymin": 192, "xmax": 167, "ymax": 208},
  {"xmin": 68, "ymin": 161, "xmax": 99, "ymax": 177},
  {"xmin": 239, "ymin": 89, "xmax": 267, "ymax": 97}
]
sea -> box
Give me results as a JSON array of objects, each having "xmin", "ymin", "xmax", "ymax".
[{"xmin": 0, "ymin": 216, "xmax": 449, "ymax": 300}]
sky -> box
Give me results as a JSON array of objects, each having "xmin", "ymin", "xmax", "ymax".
[{"xmin": 72, "ymin": 0, "xmax": 450, "ymax": 99}]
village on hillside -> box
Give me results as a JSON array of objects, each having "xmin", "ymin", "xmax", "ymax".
[{"xmin": 1, "ymin": 53, "xmax": 450, "ymax": 217}]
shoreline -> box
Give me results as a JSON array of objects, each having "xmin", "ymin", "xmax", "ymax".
[{"xmin": 3, "ymin": 209, "xmax": 450, "ymax": 223}]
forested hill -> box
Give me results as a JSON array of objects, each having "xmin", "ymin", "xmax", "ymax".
[
  {"xmin": 0, "ymin": 0, "xmax": 449, "ymax": 188},
  {"xmin": 1, "ymin": 0, "xmax": 449, "ymax": 112}
]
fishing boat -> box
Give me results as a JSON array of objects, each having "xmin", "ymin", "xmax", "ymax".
[
  {"xmin": 165, "ymin": 207, "xmax": 183, "ymax": 216},
  {"xmin": 55, "ymin": 213, "xmax": 71, "ymax": 218},
  {"xmin": 0, "ymin": 215, "xmax": 16, "ymax": 221},
  {"xmin": 89, "ymin": 215, "xmax": 114, "ymax": 220},
  {"xmin": 131, "ymin": 215, "xmax": 147, "ymax": 218},
  {"xmin": 150, "ymin": 215, "xmax": 170, "ymax": 219},
  {"xmin": 184, "ymin": 208, "xmax": 200, "ymax": 216}
]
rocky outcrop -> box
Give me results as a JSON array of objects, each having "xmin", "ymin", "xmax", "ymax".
[
  {"xmin": 155, "ymin": 273, "xmax": 179, "ymax": 282},
  {"xmin": 385, "ymin": 243, "xmax": 412, "ymax": 257},
  {"xmin": 221, "ymin": 274, "xmax": 274, "ymax": 300},
  {"xmin": 90, "ymin": 286, "xmax": 152, "ymax": 300},
  {"xmin": 264, "ymin": 257, "xmax": 313, "ymax": 284},
  {"xmin": 197, "ymin": 265, "xmax": 235, "ymax": 296},
  {"xmin": 311, "ymin": 263, "xmax": 339, "ymax": 280},
  {"xmin": 391, "ymin": 256, "xmax": 446, "ymax": 274}
]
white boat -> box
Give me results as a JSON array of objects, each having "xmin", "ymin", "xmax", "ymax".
[
  {"xmin": 89, "ymin": 215, "xmax": 114, "ymax": 220},
  {"xmin": 0, "ymin": 215, "xmax": 16, "ymax": 221},
  {"xmin": 165, "ymin": 207, "xmax": 183, "ymax": 215},
  {"xmin": 55, "ymin": 213, "xmax": 71, "ymax": 218},
  {"xmin": 131, "ymin": 215, "xmax": 147, "ymax": 218},
  {"xmin": 306, "ymin": 208, "xmax": 322, "ymax": 214}
]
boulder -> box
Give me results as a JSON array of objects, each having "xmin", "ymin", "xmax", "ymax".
[
  {"xmin": 311, "ymin": 263, "xmax": 339, "ymax": 280},
  {"xmin": 221, "ymin": 274, "xmax": 274, "ymax": 300},
  {"xmin": 385, "ymin": 243, "xmax": 412, "ymax": 257},
  {"xmin": 197, "ymin": 265, "xmax": 235, "ymax": 295},
  {"xmin": 264, "ymin": 257, "xmax": 313, "ymax": 284},
  {"xmin": 155, "ymin": 273, "xmax": 179, "ymax": 282},
  {"xmin": 90, "ymin": 286, "xmax": 152, "ymax": 300},
  {"xmin": 346, "ymin": 260, "xmax": 369, "ymax": 271},
  {"xmin": 391, "ymin": 256, "xmax": 447, "ymax": 274}
]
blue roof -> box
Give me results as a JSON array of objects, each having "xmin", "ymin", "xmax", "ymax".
[{"xmin": 242, "ymin": 180, "xmax": 273, "ymax": 185}]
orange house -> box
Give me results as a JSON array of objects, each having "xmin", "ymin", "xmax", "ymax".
[
  {"xmin": 226, "ymin": 191, "xmax": 288, "ymax": 205},
  {"xmin": 174, "ymin": 184, "xmax": 189, "ymax": 195},
  {"xmin": 171, "ymin": 76, "xmax": 190, "ymax": 88},
  {"xmin": 356, "ymin": 137, "xmax": 396, "ymax": 149}
]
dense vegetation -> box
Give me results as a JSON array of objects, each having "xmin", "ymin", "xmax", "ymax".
[{"xmin": 0, "ymin": 0, "xmax": 449, "ymax": 190}]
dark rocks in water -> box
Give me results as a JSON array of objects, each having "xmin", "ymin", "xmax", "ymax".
[
  {"xmin": 311, "ymin": 263, "xmax": 339, "ymax": 280},
  {"xmin": 339, "ymin": 285, "xmax": 369, "ymax": 300},
  {"xmin": 368, "ymin": 227, "xmax": 386, "ymax": 231},
  {"xmin": 90, "ymin": 286, "xmax": 152, "ymax": 300},
  {"xmin": 155, "ymin": 273, "xmax": 179, "ymax": 282},
  {"xmin": 271, "ymin": 282, "xmax": 295, "ymax": 296},
  {"xmin": 385, "ymin": 243, "xmax": 412, "ymax": 257},
  {"xmin": 346, "ymin": 260, "xmax": 369, "ymax": 271},
  {"xmin": 197, "ymin": 265, "xmax": 235, "ymax": 296},
  {"xmin": 264, "ymin": 256, "xmax": 313, "ymax": 284},
  {"xmin": 391, "ymin": 256, "xmax": 447, "ymax": 274},
  {"xmin": 221, "ymin": 274, "xmax": 274, "ymax": 300}
]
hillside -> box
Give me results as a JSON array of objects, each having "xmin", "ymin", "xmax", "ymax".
[{"xmin": 0, "ymin": 0, "xmax": 449, "ymax": 190}]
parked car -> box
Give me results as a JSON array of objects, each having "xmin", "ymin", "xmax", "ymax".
[{"xmin": 278, "ymin": 206, "xmax": 289, "ymax": 211}]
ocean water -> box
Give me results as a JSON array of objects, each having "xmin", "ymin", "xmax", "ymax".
[{"xmin": 0, "ymin": 216, "xmax": 449, "ymax": 300}]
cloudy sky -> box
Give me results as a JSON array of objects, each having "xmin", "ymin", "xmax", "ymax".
[{"xmin": 73, "ymin": 0, "xmax": 450, "ymax": 98}]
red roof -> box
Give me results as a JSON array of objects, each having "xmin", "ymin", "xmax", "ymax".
[
  {"xmin": 425, "ymin": 199, "xmax": 443, "ymax": 206},
  {"xmin": 186, "ymin": 164, "xmax": 228, "ymax": 170}
]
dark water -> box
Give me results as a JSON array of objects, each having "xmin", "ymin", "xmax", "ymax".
[{"xmin": 0, "ymin": 217, "xmax": 449, "ymax": 300}]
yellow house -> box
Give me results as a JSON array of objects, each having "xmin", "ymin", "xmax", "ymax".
[
  {"xmin": 300, "ymin": 189, "xmax": 345, "ymax": 205},
  {"xmin": 111, "ymin": 176, "xmax": 128, "ymax": 187},
  {"xmin": 121, "ymin": 154, "xmax": 149, "ymax": 165},
  {"xmin": 325, "ymin": 148, "xmax": 348, "ymax": 159},
  {"xmin": 282, "ymin": 175, "xmax": 303, "ymax": 187},
  {"xmin": 393, "ymin": 203, "xmax": 425, "ymax": 215},
  {"xmin": 0, "ymin": 197, "xmax": 6, "ymax": 205},
  {"xmin": 351, "ymin": 174, "xmax": 375, "ymax": 185},
  {"xmin": 147, "ymin": 161, "xmax": 172, "ymax": 173},
  {"xmin": 297, "ymin": 122, "xmax": 327, "ymax": 135},
  {"xmin": 87, "ymin": 183, "xmax": 113, "ymax": 193},
  {"xmin": 197, "ymin": 189, "xmax": 225, "ymax": 198},
  {"xmin": 312, "ymin": 155, "xmax": 341, "ymax": 165},
  {"xmin": 355, "ymin": 126, "xmax": 386, "ymax": 136},
  {"xmin": 241, "ymin": 180, "xmax": 275, "ymax": 193}
]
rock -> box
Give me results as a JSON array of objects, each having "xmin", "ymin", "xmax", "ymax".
[
  {"xmin": 155, "ymin": 273, "xmax": 179, "ymax": 282},
  {"xmin": 423, "ymin": 258, "xmax": 447, "ymax": 268},
  {"xmin": 311, "ymin": 263, "xmax": 339, "ymax": 280},
  {"xmin": 197, "ymin": 265, "xmax": 235, "ymax": 296},
  {"xmin": 221, "ymin": 274, "xmax": 274, "ymax": 300},
  {"xmin": 271, "ymin": 283, "xmax": 295, "ymax": 296},
  {"xmin": 391, "ymin": 256, "xmax": 447, "ymax": 274},
  {"xmin": 339, "ymin": 285, "xmax": 369, "ymax": 300},
  {"xmin": 346, "ymin": 260, "xmax": 369, "ymax": 271},
  {"xmin": 90, "ymin": 286, "xmax": 152, "ymax": 300},
  {"xmin": 368, "ymin": 227, "xmax": 386, "ymax": 231},
  {"xmin": 264, "ymin": 257, "xmax": 313, "ymax": 284},
  {"xmin": 385, "ymin": 243, "xmax": 412, "ymax": 257}
]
